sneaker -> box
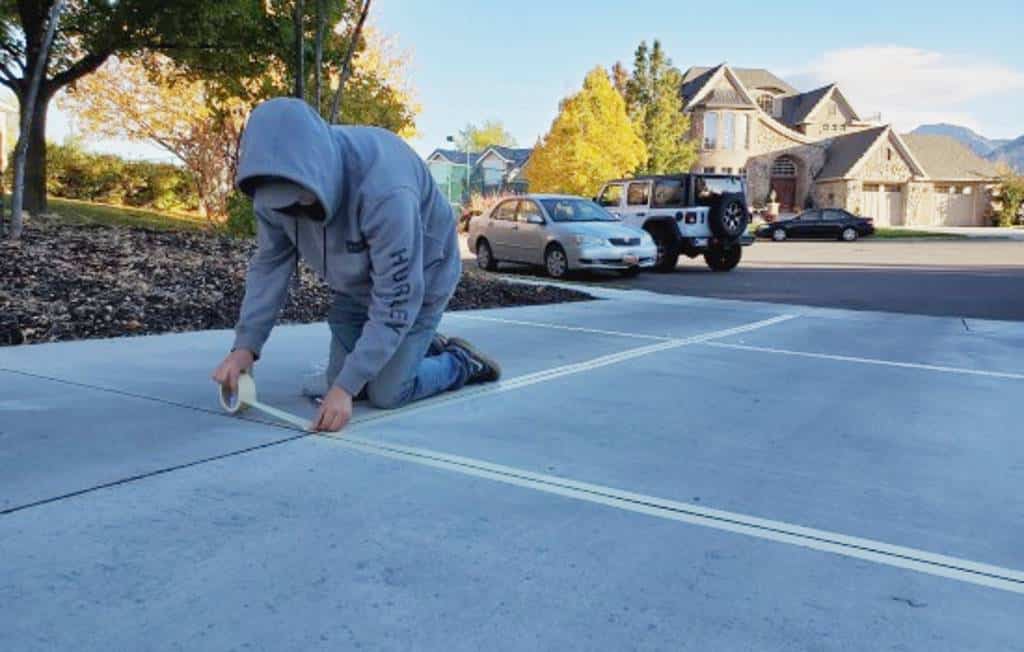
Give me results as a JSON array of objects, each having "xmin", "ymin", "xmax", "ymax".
[
  {"xmin": 446, "ymin": 337, "xmax": 501, "ymax": 385},
  {"xmin": 428, "ymin": 332, "xmax": 450, "ymax": 357}
]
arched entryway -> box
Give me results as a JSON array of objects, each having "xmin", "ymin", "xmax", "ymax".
[{"xmin": 770, "ymin": 156, "xmax": 798, "ymax": 212}]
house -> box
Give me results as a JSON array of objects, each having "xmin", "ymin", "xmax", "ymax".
[
  {"xmin": 680, "ymin": 64, "xmax": 1001, "ymax": 226},
  {"xmin": 426, "ymin": 145, "xmax": 532, "ymax": 203}
]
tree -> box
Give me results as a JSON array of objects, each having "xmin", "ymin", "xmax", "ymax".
[
  {"xmin": 0, "ymin": 1, "xmax": 264, "ymax": 216},
  {"xmin": 610, "ymin": 61, "xmax": 629, "ymax": 97},
  {"xmin": 61, "ymin": 54, "xmax": 246, "ymax": 222},
  {"xmin": 995, "ymin": 167, "xmax": 1024, "ymax": 226},
  {"xmin": 6, "ymin": 0, "xmax": 63, "ymax": 239},
  {"xmin": 454, "ymin": 120, "xmax": 517, "ymax": 152},
  {"xmin": 525, "ymin": 67, "xmax": 646, "ymax": 197},
  {"xmin": 622, "ymin": 40, "xmax": 697, "ymax": 175}
]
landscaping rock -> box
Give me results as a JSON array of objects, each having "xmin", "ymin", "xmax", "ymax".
[{"xmin": 0, "ymin": 218, "xmax": 591, "ymax": 346}]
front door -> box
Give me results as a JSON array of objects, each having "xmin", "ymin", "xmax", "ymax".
[
  {"xmin": 514, "ymin": 200, "xmax": 549, "ymax": 264},
  {"xmin": 771, "ymin": 178, "xmax": 797, "ymax": 212}
]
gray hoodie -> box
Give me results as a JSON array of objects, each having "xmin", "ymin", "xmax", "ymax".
[{"xmin": 233, "ymin": 98, "xmax": 461, "ymax": 396}]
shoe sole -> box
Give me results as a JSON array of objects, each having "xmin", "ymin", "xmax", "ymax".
[{"xmin": 446, "ymin": 337, "xmax": 502, "ymax": 382}]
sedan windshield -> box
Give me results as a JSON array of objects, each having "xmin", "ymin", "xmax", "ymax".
[{"xmin": 539, "ymin": 198, "xmax": 618, "ymax": 222}]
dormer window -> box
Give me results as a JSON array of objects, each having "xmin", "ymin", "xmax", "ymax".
[{"xmin": 757, "ymin": 93, "xmax": 774, "ymax": 114}]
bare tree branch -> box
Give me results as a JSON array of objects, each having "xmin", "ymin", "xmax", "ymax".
[{"xmin": 328, "ymin": 0, "xmax": 371, "ymax": 124}]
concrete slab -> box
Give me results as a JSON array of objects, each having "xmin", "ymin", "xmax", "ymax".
[
  {"xmin": 2, "ymin": 436, "xmax": 1021, "ymax": 652},
  {"xmin": 2, "ymin": 292, "xmax": 1023, "ymax": 649}
]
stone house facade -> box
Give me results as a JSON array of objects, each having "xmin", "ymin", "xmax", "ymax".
[{"xmin": 680, "ymin": 64, "xmax": 1001, "ymax": 225}]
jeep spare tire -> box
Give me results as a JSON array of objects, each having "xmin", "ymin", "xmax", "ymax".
[{"xmin": 709, "ymin": 193, "xmax": 749, "ymax": 240}]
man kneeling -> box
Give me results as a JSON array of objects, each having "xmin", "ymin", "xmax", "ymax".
[{"xmin": 212, "ymin": 98, "xmax": 499, "ymax": 432}]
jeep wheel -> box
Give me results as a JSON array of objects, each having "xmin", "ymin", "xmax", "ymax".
[
  {"xmin": 704, "ymin": 246, "xmax": 742, "ymax": 272},
  {"xmin": 476, "ymin": 239, "xmax": 498, "ymax": 271},
  {"xmin": 644, "ymin": 225, "xmax": 679, "ymax": 273},
  {"xmin": 709, "ymin": 193, "xmax": 749, "ymax": 239}
]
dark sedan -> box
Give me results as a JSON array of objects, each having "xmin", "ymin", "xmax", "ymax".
[{"xmin": 756, "ymin": 209, "xmax": 875, "ymax": 242}]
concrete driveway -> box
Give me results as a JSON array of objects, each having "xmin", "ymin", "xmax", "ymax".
[{"xmin": 2, "ymin": 288, "xmax": 1022, "ymax": 650}]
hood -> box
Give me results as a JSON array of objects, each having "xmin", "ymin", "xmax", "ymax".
[
  {"xmin": 560, "ymin": 221, "xmax": 645, "ymax": 239},
  {"xmin": 236, "ymin": 98, "xmax": 342, "ymax": 223}
]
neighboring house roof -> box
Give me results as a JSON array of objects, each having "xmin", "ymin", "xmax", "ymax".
[
  {"xmin": 780, "ymin": 84, "xmax": 834, "ymax": 126},
  {"xmin": 682, "ymin": 65, "xmax": 797, "ymax": 97},
  {"xmin": 902, "ymin": 133, "xmax": 1003, "ymax": 180},
  {"xmin": 682, "ymin": 65, "xmax": 759, "ymax": 111},
  {"xmin": 426, "ymin": 148, "xmax": 480, "ymax": 167},
  {"xmin": 481, "ymin": 146, "xmax": 533, "ymax": 168},
  {"xmin": 816, "ymin": 126, "xmax": 889, "ymax": 179}
]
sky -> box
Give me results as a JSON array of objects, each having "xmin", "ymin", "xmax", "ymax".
[{"xmin": 41, "ymin": 0, "xmax": 1024, "ymax": 161}]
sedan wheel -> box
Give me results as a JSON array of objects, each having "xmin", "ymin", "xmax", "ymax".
[
  {"xmin": 772, "ymin": 228, "xmax": 787, "ymax": 242},
  {"xmin": 476, "ymin": 239, "xmax": 497, "ymax": 271},
  {"xmin": 545, "ymin": 245, "xmax": 569, "ymax": 279},
  {"xmin": 841, "ymin": 227, "xmax": 858, "ymax": 242}
]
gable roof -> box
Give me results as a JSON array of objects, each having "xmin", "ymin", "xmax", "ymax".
[
  {"xmin": 427, "ymin": 148, "xmax": 480, "ymax": 167},
  {"xmin": 481, "ymin": 146, "xmax": 533, "ymax": 168},
  {"xmin": 780, "ymin": 84, "xmax": 834, "ymax": 126},
  {"xmin": 901, "ymin": 133, "xmax": 1002, "ymax": 180},
  {"xmin": 817, "ymin": 126, "xmax": 928, "ymax": 180},
  {"xmin": 682, "ymin": 66, "xmax": 797, "ymax": 98},
  {"xmin": 816, "ymin": 126, "xmax": 889, "ymax": 179},
  {"xmin": 682, "ymin": 65, "xmax": 758, "ymax": 110}
]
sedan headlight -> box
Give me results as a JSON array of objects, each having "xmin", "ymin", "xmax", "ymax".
[{"xmin": 573, "ymin": 234, "xmax": 607, "ymax": 248}]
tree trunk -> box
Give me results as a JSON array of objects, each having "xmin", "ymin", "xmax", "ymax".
[
  {"xmin": 329, "ymin": 0, "xmax": 372, "ymax": 124},
  {"xmin": 293, "ymin": 0, "xmax": 305, "ymax": 100},
  {"xmin": 313, "ymin": 0, "xmax": 324, "ymax": 113},
  {"xmin": 23, "ymin": 91, "xmax": 51, "ymax": 216}
]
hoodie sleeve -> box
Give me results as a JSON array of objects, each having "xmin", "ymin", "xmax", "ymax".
[
  {"xmin": 232, "ymin": 207, "xmax": 297, "ymax": 357},
  {"xmin": 334, "ymin": 189, "xmax": 425, "ymax": 396}
]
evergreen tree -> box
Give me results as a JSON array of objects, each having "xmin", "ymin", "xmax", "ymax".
[
  {"xmin": 526, "ymin": 67, "xmax": 646, "ymax": 197},
  {"xmin": 622, "ymin": 39, "xmax": 697, "ymax": 174}
]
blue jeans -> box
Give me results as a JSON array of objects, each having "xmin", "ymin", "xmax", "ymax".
[{"xmin": 325, "ymin": 296, "xmax": 468, "ymax": 409}]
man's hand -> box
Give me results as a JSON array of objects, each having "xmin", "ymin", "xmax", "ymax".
[
  {"xmin": 212, "ymin": 349, "xmax": 256, "ymax": 393},
  {"xmin": 312, "ymin": 386, "xmax": 353, "ymax": 432}
]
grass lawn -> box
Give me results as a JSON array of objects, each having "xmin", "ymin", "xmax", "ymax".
[
  {"xmin": 872, "ymin": 227, "xmax": 966, "ymax": 239},
  {"xmin": 8, "ymin": 196, "xmax": 209, "ymax": 232}
]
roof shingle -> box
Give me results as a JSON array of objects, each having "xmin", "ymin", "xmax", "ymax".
[
  {"xmin": 816, "ymin": 126, "xmax": 888, "ymax": 180},
  {"xmin": 901, "ymin": 134, "xmax": 1002, "ymax": 180}
]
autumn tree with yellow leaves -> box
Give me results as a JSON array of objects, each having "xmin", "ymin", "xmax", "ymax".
[{"xmin": 525, "ymin": 67, "xmax": 646, "ymax": 197}]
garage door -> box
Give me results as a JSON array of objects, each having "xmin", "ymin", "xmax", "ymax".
[
  {"xmin": 862, "ymin": 184, "xmax": 905, "ymax": 226},
  {"xmin": 934, "ymin": 185, "xmax": 976, "ymax": 226}
]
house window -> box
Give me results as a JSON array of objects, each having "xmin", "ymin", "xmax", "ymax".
[
  {"xmin": 740, "ymin": 114, "xmax": 750, "ymax": 149},
  {"xmin": 703, "ymin": 112, "xmax": 718, "ymax": 149},
  {"xmin": 757, "ymin": 93, "xmax": 774, "ymax": 114},
  {"xmin": 886, "ymin": 148, "xmax": 893, "ymax": 161},
  {"xmin": 704, "ymin": 167, "xmax": 716, "ymax": 173},
  {"xmin": 771, "ymin": 156, "xmax": 797, "ymax": 177},
  {"xmin": 722, "ymin": 112, "xmax": 735, "ymax": 150},
  {"xmin": 722, "ymin": 167, "xmax": 733, "ymax": 174},
  {"xmin": 828, "ymin": 102, "xmax": 838, "ymax": 117},
  {"xmin": 738, "ymin": 167, "xmax": 746, "ymax": 176}
]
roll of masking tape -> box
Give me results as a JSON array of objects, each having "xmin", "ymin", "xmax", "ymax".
[{"xmin": 219, "ymin": 372, "xmax": 312, "ymax": 431}]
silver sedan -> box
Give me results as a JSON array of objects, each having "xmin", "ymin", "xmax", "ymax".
[{"xmin": 467, "ymin": 194, "xmax": 657, "ymax": 278}]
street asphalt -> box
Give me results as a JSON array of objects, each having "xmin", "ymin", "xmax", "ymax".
[
  {"xmin": 490, "ymin": 239, "xmax": 1024, "ymax": 321},
  {"xmin": 2, "ymin": 287, "xmax": 1022, "ymax": 650}
]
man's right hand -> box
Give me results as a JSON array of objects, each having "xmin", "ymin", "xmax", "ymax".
[{"xmin": 212, "ymin": 349, "xmax": 256, "ymax": 393}]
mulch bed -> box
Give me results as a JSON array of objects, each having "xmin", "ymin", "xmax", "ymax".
[{"xmin": 0, "ymin": 217, "xmax": 591, "ymax": 347}]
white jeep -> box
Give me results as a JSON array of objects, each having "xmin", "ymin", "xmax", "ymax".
[{"xmin": 595, "ymin": 173, "xmax": 753, "ymax": 272}]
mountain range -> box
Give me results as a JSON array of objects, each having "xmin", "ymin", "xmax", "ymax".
[{"xmin": 911, "ymin": 124, "xmax": 1023, "ymax": 173}]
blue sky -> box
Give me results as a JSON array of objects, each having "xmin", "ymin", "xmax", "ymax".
[{"xmin": 46, "ymin": 0, "xmax": 1024, "ymax": 160}]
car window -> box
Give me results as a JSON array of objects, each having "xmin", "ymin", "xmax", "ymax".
[
  {"xmin": 652, "ymin": 179, "xmax": 685, "ymax": 208},
  {"xmin": 538, "ymin": 198, "xmax": 618, "ymax": 222},
  {"xmin": 494, "ymin": 200, "xmax": 517, "ymax": 221},
  {"xmin": 823, "ymin": 209, "xmax": 846, "ymax": 221},
  {"xmin": 517, "ymin": 200, "xmax": 544, "ymax": 223},
  {"xmin": 695, "ymin": 176, "xmax": 744, "ymax": 198},
  {"xmin": 799, "ymin": 210, "xmax": 822, "ymax": 221},
  {"xmin": 626, "ymin": 182, "xmax": 650, "ymax": 206},
  {"xmin": 597, "ymin": 184, "xmax": 623, "ymax": 208}
]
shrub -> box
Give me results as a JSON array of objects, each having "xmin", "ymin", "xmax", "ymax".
[
  {"xmin": 42, "ymin": 140, "xmax": 199, "ymax": 213},
  {"xmin": 995, "ymin": 173, "xmax": 1024, "ymax": 227},
  {"xmin": 224, "ymin": 191, "xmax": 256, "ymax": 238}
]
